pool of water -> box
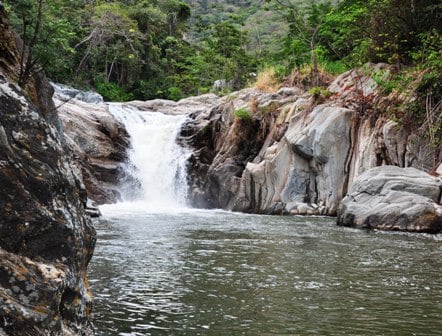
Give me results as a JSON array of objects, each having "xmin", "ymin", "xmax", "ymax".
[{"xmin": 89, "ymin": 204, "xmax": 441, "ymax": 335}]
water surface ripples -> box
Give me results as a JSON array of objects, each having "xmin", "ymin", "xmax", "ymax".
[{"xmin": 89, "ymin": 207, "xmax": 441, "ymax": 335}]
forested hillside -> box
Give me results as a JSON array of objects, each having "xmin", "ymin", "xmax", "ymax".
[
  {"xmin": 183, "ymin": 0, "xmax": 287, "ymax": 55},
  {"xmin": 3, "ymin": 0, "xmax": 441, "ymax": 117}
]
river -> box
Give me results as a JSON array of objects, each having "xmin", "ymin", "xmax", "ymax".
[
  {"xmin": 88, "ymin": 105, "xmax": 441, "ymax": 335},
  {"xmin": 89, "ymin": 205, "xmax": 441, "ymax": 336}
]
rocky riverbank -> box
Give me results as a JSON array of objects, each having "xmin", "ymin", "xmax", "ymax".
[
  {"xmin": 48, "ymin": 63, "xmax": 441, "ymax": 234},
  {"xmin": 180, "ymin": 64, "xmax": 441, "ymax": 233},
  {"xmin": 50, "ymin": 62, "xmax": 441, "ymax": 236},
  {"xmin": 337, "ymin": 166, "xmax": 442, "ymax": 233}
]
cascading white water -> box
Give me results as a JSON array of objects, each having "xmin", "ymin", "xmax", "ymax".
[{"xmin": 108, "ymin": 104, "xmax": 190, "ymax": 209}]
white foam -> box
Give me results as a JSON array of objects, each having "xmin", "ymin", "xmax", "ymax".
[{"xmin": 108, "ymin": 104, "xmax": 191, "ymax": 208}]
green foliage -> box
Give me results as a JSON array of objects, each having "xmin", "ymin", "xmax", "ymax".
[
  {"xmin": 95, "ymin": 81, "xmax": 133, "ymax": 102},
  {"xmin": 266, "ymin": 0, "xmax": 441, "ymax": 72},
  {"xmin": 167, "ymin": 86, "xmax": 184, "ymax": 101},
  {"xmin": 407, "ymin": 30, "xmax": 442, "ymax": 120},
  {"xmin": 4, "ymin": 0, "xmax": 82, "ymax": 85},
  {"xmin": 308, "ymin": 86, "xmax": 331, "ymax": 99},
  {"xmin": 4, "ymin": 0, "xmax": 263, "ymax": 101},
  {"xmin": 234, "ymin": 107, "xmax": 252, "ymax": 121},
  {"xmin": 371, "ymin": 70, "xmax": 397, "ymax": 95},
  {"xmin": 185, "ymin": 0, "xmax": 287, "ymax": 57},
  {"xmin": 4, "ymin": 0, "xmax": 440, "ymax": 105},
  {"xmin": 318, "ymin": 59, "xmax": 349, "ymax": 75}
]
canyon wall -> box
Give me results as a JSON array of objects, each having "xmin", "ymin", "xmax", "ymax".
[{"xmin": 181, "ymin": 64, "xmax": 441, "ymax": 232}]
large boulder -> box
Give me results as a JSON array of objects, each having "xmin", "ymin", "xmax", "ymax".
[
  {"xmin": 0, "ymin": 7, "xmax": 95, "ymax": 335},
  {"xmin": 55, "ymin": 98, "xmax": 130, "ymax": 204},
  {"xmin": 232, "ymin": 102, "xmax": 354, "ymax": 215},
  {"xmin": 337, "ymin": 166, "xmax": 442, "ymax": 233}
]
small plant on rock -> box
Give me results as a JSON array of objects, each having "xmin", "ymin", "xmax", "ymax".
[
  {"xmin": 308, "ymin": 86, "xmax": 331, "ymax": 100},
  {"xmin": 234, "ymin": 107, "xmax": 252, "ymax": 121}
]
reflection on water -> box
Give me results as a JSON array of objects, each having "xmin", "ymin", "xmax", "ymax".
[{"xmin": 89, "ymin": 207, "xmax": 441, "ymax": 335}]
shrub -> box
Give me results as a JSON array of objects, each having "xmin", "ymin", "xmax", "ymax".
[
  {"xmin": 308, "ymin": 86, "xmax": 331, "ymax": 99},
  {"xmin": 254, "ymin": 66, "xmax": 279, "ymax": 92},
  {"xmin": 95, "ymin": 82, "xmax": 133, "ymax": 102},
  {"xmin": 234, "ymin": 107, "xmax": 252, "ymax": 121},
  {"xmin": 167, "ymin": 86, "xmax": 184, "ymax": 101}
]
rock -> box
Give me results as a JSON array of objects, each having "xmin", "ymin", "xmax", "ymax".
[
  {"xmin": 52, "ymin": 82, "xmax": 104, "ymax": 104},
  {"xmin": 126, "ymin": 98, "xmax": 178, "ymax": 113},
  {"xmin": 337, "ymin": 166, "xmax": 442, "ymax": 233},
  {"xmin": 225, "ymin": 99, "xmax": 355, "ymax": 216},
  {"xmin": 181, "ymin": 63, "xmax": 435, "ymax": 220},
  {"xmin": 437, "ymin": 163, "xmax": 442, "ymax": 176},
  {"xmin": 51, "ymin": 82, "xmax": 102, "ymax": 104},
  {"xmin": 126, "ymin": 93, "xmax": 221, "ymax": 115},
  {"xmin": 212, "ymin": 79, "xmax": 234, "ymax": 93},
  {"xmin": 182, "ymin": 89, "xmax": 284, "ymax": 209},
  {"xmin": 0, "ymin": 8, "xmax": 95, "ymax": 335},
  {"xmin": 85, "ymin": 199, "xmax": 102, "ymax": 218},
  {"xmin": 328, "ymin": 63, "xmax": 390, "ymax": 108},
  {"xmin": 275, "ymin": 86, "xmax": 303, "ymax": 97},
  {"xmin": 56, "ymin": 98, "xmax": 130, "ymax": 204}
]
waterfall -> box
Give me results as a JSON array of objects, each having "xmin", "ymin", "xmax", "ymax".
[{"xmin": 108, "ymin": 104, "xmax": 190, "ymax": 208}]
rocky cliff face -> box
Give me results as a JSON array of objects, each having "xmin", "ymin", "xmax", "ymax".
[
  {"xmin": 0, "ymin": 7, "xmax": 95, "ymax": 335},
  {"xmin": 181, "ymin": 64, "xmax": 440, "ymax": 230}
]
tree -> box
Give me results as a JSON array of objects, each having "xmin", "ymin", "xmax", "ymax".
[
  {"xmin": 74, "ymin": 2, "xmax": 143, "ymax": 87},
  {"xmin": 5, "ymin": 0, "xmax": 45, "ymax": 87},
  {"xmin": 203, "ymin": 21, "xmax": 254, "ymax": 88},
  {"xmin": 319, "ymin": 0, "xmax": 442, "ymax": 65},
  {"xmin": 266, "ymin": 0, "xmax": 333, "ymax": 85},
  {"xmin": 4, "ymin": 0, "xmax": 83, "ymax": 86}
]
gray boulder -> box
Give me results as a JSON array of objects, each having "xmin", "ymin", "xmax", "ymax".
[
  {"xmin": 337, "ymin": 166, "xmax": 442, "ymax": 233},
  {"xmin": 51, "ymin": 82, "xmax": 104, "ymax": 104},
  {"xmin": 212, "ymin": 79, "xmax": 234, "ymax": 93}
]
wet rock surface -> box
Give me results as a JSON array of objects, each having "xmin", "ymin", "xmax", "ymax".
[
  {"xmin": 0, "ymin": 7, "xmax": 95, "ymax": 335},
  {"xmin": 51, "ymin": 82, "xmax": 104, "ymax": 104},
  {"xmin": 337, "ymin": 166, "xmax": 442, "ymax": 233}
]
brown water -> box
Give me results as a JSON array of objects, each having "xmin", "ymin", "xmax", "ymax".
[{"xmin": 89, "ymin": 205, "xmax": 441, "ymax": 335}]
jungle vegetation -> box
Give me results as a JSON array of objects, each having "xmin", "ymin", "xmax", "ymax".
[{"xmin": 3, "ymin": 0, "xmax": 441, "ymax": 104}]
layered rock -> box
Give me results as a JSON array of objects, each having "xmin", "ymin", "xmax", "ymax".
[
  {"xmin": 182, "ymin": 87, "xmax": 300, "ymax": 209},
  {"xmin": 337, "ymin": 166, "xmax": 442, "ymax": 233},
  {"xmin": 235, "ymin": 103, "xmax": 355, "ymax": 215},
  {"xmin": 54, "ymin": 93, "xmax": 130, "ymax": 204},
  {"xmin": 0, "ymin": 7, "xmax": 95, "ymax": 335},
  {"xmin": 181, "ymin": 64, "xmax": 435, "ymax": 223},
  {"xmin": 127, "ymin": 93, "xmax": 221, "ymax": 116}
]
